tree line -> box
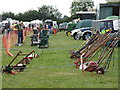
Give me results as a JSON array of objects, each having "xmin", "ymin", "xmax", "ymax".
[
  {"xmin": 2, "ymin": 5, "xmax": 62, "ymax": 22},
  {"xmin": 2, "ymin": 1, "xmax": 95, "ymax": 24}
]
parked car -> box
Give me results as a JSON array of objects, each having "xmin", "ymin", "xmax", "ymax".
[{"xmin": 70, "ymin": 19, "xmax": 93, "ymax": 40}]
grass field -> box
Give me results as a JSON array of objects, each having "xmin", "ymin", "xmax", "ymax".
[{"xmin": 2, "ymin": 31, "xmax": 119, "ymax": 88}]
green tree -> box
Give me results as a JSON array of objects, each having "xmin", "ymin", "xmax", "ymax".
[
  {"xmin": 14, "ymin": 13, "xmax": 24, "ymax": 21},
  {"xmin": 1, "ymin": 5, "xmax": 62, "ymax": 22},
  {"xmin": 2, "ymin": 12, "xmax": 15, "ymax": 20},
  {"xmin": 38, "ymin": 5, "xmax": 62, "ymax": 21},
  {"xmin": 23, "ymin": 10, "xmax": 38, "ymax": 21},
  {"xmin": 70, "ymin": 0, "xmax": 94, "ymax": 15},
  {"xmin": 57, "ymin": 15, "xmax": 72, "ymax": 24}
]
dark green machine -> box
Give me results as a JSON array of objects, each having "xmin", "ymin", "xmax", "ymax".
[
  {"xmin": 66, "ymin": 23, "xmax": 77, "ymax": 36},
  {"xmin": 30, "ymin": 30, "xmax": 39, "ymax": 46},
  {"xmin": 38, "ymin": 30, "xmax": 49, "ymax": 48},
  {"xmin": 30, "ymin": 29, "xmax": 49, "ymax": 48},
  {"xmin": 30, "ymin": 24, "xmax": 44, "ymax": 46}
]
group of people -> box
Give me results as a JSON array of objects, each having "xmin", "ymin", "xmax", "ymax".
[
  {"xmin": 44, "ymin": 23, "xmax": 58, "ymax": 36},
  {"xmin": 29, "ymin": 22, "xmax": 58, "ymax": 35},
  {"xmin": 2, "ymin": 21, "xmax": 25, "ymax": 46},
  {"xmin": 2, "ymin": 21, "xmax": 58, "ymax": 47}
]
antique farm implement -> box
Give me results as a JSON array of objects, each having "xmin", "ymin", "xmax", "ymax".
[
  {"xmin": 70, "ymin": 31, "xmax": 119, "ymax": 74},
  {"xmin": 2, "ymin": 50, "xmax": 39, "ymax": 74}
]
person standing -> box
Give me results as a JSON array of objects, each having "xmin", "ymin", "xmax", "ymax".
[
  {"xmin": 15, "ymin": 21, "xmax": 25, "ymax": 46},
  {"xmin": 48, "ymin": 24, "xmax": 52, "ymax": 35},
  {"xmin": 52, "ymin": 24, "xmax": 58, "ymax": 36},
  {"xmin": 4, "ymin": 22, "xmax": 10, "ymax": 34},
  {"xmin": 6, "ymin": 22, "xmax": 11, "ymax": 34}
]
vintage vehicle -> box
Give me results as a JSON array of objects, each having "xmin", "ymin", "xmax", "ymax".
[
  {"xmin": 66, "ymin": 23, "xmax": 77, "ymax": 36},
  {"xmin": 92, "ymin": 19, "xmax": 119, "ymax": 34},
  {"xmin": 70, "ymin": 19, "xmax": 93, "ymax": 40},
  {"xmin": 92, "ymin": 19, "xmax": 120, "ymax": 47}
]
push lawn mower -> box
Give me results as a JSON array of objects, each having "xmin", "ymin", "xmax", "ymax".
[
  {"xmin": 2, "ymin": 50, "xmax": 39, "ymax": 75},
  {"xmin": 30, "ymin": 29, "xmax": 49, "ymax": 48},
  {"xmin": 70, "ymin": 31, "xmax": 119, "ymax": 75},
  {"xmin": 38, "ymin": 29, "xmax": 49, "ymax": 48},
  {"xmin": 30, "ymin": 30, "xmax": 39, "ymax": 46}
]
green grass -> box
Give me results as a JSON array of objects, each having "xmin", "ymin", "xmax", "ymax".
[{"xmin": 2, "ymin": 31, "xmax": 119, "ymax": 88}]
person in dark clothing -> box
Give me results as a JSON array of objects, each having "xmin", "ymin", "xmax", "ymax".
[
  {"xmin": 32, "ymin": 24, "xmax": 34, "ymax": 30},
  {"xmin": 48, "ymin": 24, "xmax": 52, "ymax": 35},
  {"xmin": 15, "ymin": 21, "xmax": 25, "ymax": 46},
  {"xmin": 3, "ymin": 22, "xmax": 10, "ymax": 34},
  {"xmin": 3, "ymin": 23, "xmax": 8, "ymax": 34},
  {"xmin": 7, "ymin": 22, "xmax": 10, "ymax": 34}
]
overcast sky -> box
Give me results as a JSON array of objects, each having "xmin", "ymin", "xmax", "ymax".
[{"xmin": 0, "ymin": 0, "xmax": 106, "ymax": 17}]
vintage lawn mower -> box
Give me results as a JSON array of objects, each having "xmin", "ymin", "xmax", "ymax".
[
  {"xmin": 70, "ymin": 31, "xmax": 119, "ymax": 75},
  {"xmin": 30, "ymin": 30, "xmax": 39, "ymax": 46},
  {"xmin": 30, "ymin": 29, "xmax": 49, "ymax": 48},
  {"xmin": 2, "ymin": 50, "xmax": 39, "ymax": 75},
  {"xmin": 38, "ymin": 29, "xmax": 49, "ymax": 48}
]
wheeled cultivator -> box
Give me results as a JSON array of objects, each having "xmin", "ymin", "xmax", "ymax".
[
  {"xmin": 2, "ymin": 50, "xmax": 39, "ymax": 75},
  {"xmin": 70, "ymin": 31, "xmax": 119, "ymax": 75}
]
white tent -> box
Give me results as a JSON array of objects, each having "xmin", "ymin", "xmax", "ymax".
[
  {"xmin": 23, "ymin": 22, "xmax": 30, "ymax": 27},
  {"xmin": 2, "ymin": 20, "xmax": 8, "ymax": 24},
  {"xmin": 44, "ymin": 19, "xmax": 53, "ymax": 23},
  {"xmin": 31, "ymin": 20, "xmax": 43, "ymax": 24},
  {"xmin": 12, "ymin": 20, "xmax": 19, "ymax": 23}
]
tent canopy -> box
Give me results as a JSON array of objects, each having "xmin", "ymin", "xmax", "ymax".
[
  {"xmin": 2, "ymin": 20, "xmax": 8, "ymax": 24},
  {"xmin": 31, "ymin": 20, "xmax": 43, "ymax": 24},
  {"xmin": 44, "ymin": 19, "xmax": 53, "ymax": 23}
]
